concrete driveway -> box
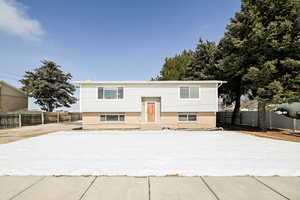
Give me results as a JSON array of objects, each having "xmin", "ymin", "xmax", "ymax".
[{"xmin": 0, "ymin": 176, "xmax": 300, "ymax": 200}]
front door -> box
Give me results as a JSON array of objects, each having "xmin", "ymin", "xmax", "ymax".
[{"xmin": 147, "ymin": 103, "xmax": 155, "ymax": 122}]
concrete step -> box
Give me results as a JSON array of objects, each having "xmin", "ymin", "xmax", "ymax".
[{"xmin": 140, "ymin": 124, "xmax": 163, "ymax": 130}]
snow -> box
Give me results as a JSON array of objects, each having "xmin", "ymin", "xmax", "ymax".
[{"xmin": 0, "ymin": 130, "xmax": 300, "ymax": 176}]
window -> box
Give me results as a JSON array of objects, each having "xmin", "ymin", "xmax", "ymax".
[
  {"xmin": 104, "ymin": 88, "xmax": 117, "ymax": 99},
  {"xmin": 180, "ymin": 87, "xmax": 189, "ymax": 98},
  {"xmin": 179, "ymin": 87, "xmax": 199, "ymax": 99},
  {"xmin": 100, "ymin": 114, "xmax": 125, "ymax": 121},
  {"xmin": 98, "ymin": 87, "xmax": 124, "ymax": 99},
  {"xmin": 178, "ymin": 113, "xmax": 197, "ymax": 121},
  {"xmin": 190, "ymin": 87, "xmax": 199, "ymax": 98}
]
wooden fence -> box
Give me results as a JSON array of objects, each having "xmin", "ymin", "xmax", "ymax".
[{"xmin": 0, "ymin": 112, "xmax": 82, "ymax": 129}]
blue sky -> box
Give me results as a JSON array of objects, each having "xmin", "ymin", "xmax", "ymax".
[{"xmin": 0, "ymin": 0, "xmax": 241, "ymax": 111}]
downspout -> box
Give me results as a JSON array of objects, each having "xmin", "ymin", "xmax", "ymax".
[
  {"xmin": 216, "ymin": 82, "xmax": 226, "ymax": 112},
  {"xmin": 217, "ymin": 82, "xmax": 224, "ymax": 88}
]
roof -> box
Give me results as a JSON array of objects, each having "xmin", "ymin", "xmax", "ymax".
[
  {"xmin": 0, "ymin": 80, "xmax": 27, "ymax": 96},
  {"xmin": 75, "ymin": 80, "xmax": 226, "ymax": 85}
]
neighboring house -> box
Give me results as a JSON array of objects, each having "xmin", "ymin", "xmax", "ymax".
[
  {"xmin": 76, "ymin": 80, "xmax": 225, "ymax": 129},
  {"xmin": 275, "ymin": 102, "xmax": 300, "ymax": 119},
  {"xmin": 219, "ymin": 95, "xmax": 258, "ymax": 112},
  {"xmin": 0, "ymin": 81, "xmax": 28, "ymax": 113}
]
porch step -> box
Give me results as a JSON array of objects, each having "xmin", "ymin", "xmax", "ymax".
[{"xmin": 140, "ymin": 124, "xmax": 163, "ymax": 130}]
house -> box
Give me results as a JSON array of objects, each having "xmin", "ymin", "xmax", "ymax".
[
  {"xmin": 275, "ymin": 102, "xmax": 300, "ymax": 119},
  {"xmin": 0, "ymin": 81, "xmax": 28, "ymax": 113},
  {"xmin": 76, "ymin": 80, "xmax": 225, "ymax": 129},
  {"xmin": 219, "ymin": 95, "xmax": 258, "ymax": 111}
]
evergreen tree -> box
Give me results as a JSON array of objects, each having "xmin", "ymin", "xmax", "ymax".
[
  {"xmin": 217, "ymin": 1, "xmax": 258, "ymax": 125},
  {"xmin": 154, "ymin": 50, "xmax": 192, "ymax": 80},
  {"xmin": 185, "ymin": 39, "xmax": 220, "ymax": 80},
  {"xmin": 153, "ymin": 0, "xmax": 300, "ymax": 131},
  {"xmin": 20, "ymin": 60, "xmax": 77, "ymax": 112},
  {"xmin": 242, "ymin": 0, "xmax": 300, "ymax": 129}
]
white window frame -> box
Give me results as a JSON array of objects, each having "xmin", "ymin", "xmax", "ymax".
[
  {"xmin": 178, "ymin": 86, "xmax": 200, "ymax": 100},
  {"xmin": 178, "ymin": 113, "xmax": 197, "ymax": 122},
  {"xmin": 97, "ymin": 86, "xmax": 124, "ymax": 101},
  {"xmin": 100, "ymin": 113, "xmax": 126, "ymax": 122}
]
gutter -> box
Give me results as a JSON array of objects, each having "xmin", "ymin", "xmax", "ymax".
[
  {"xmin": 74, "ymin": 80, "xmax": 228, "ymax": 85},
  {"xmin": 217, "ymin": 81, "xmax": 226, "ymax": 88}
]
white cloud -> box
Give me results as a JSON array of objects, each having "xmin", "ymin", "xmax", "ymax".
[{"xmin": 0, "ymin": 0, "xmax": 44, "ymax": 39}]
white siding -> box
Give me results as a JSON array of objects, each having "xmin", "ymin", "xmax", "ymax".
[{"xmin": 80, "ymin": 83, "xmax": 218, "ymax": 112}]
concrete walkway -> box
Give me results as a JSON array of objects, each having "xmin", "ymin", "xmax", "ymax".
[
  {"xmin": 0, "ymin": 122, "xmax": 81, "ymax": 144},
  {"xmin": 0, "ymin": 176, "xmax": 299, "ymax": 200}
]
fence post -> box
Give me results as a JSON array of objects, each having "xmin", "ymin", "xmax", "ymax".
[
  {"xmin": 293, "ymin": 118, "xmax": 296, "ymax": 133},
  {"xmin": 269, "ymin": 111, "xmax": 272, "ymax": 130},
  {"xmin": 41, "ymin": 112, "xmax": 44, "ymax": 125},
  {"xmin": 57, "ymin": 112, "xmax": 60, "ymax": 123},
  {"xmin": 18, "ymin": 114, "xmax": 22, "ymax": 128}
]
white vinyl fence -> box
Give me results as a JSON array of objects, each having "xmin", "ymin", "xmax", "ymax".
[{"xmin": 217, "ymin": 111, "xmax": 300, "ymax": 131}]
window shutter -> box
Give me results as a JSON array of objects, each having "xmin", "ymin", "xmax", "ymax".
[
  {"xmin": 118, "ymin": 87, "xmax": 124, "ymax": 99},
  {"xmin": 98, "ymin": 87, "xmax": 103, "ymax": 99}
]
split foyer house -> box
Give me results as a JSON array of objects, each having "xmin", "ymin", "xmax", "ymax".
[
  {"xmin": 0, "ymin": 81, "xmax": 28, "ymax": 113},
  {"xmin": 76, "ymin": 80, "xmax": 225, "ymax": 129}
]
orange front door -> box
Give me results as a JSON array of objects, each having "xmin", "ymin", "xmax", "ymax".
[{"xmin": 147, "ymin": 103, "xmax": 155, "ymax": 122}]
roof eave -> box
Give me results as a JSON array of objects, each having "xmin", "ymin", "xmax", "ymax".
[
  {"xmin": 0, "ymin": 81, "xmax": 27, "ymax": 96},
  {"xmin": 74, "ymin": 80, "xmax": 227, "ymax": 85}
]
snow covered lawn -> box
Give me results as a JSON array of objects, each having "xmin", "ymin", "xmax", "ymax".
[{"xmin": 0, "ymin": 130, "xmax": 300, "ymax": 176}]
